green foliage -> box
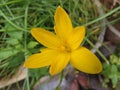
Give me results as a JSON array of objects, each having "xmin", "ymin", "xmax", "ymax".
[
  {"xmin": 0, "ymin": 22, "xmax": 24, "ymax": 61},
  {"xmin": 115, "ymin": 45, "xmax": 120, "ymax": 56},
  {"xmin": 29, "ymin": 67, "xmax": 49, "ymax": 80},
  {"xmin": 27, "ymin": 67, "xmax": 49, "ymax": 88},
  {"xmin": 102, "ymin": 54, "xmax": 120, "ymax": 88},
  {"xmin": 0, "ymin": 47, "xmax": 19, "ymax": 60},
  {"xmin": 27, "ymin": 41, "xmax": 39, "ymax": 49}
]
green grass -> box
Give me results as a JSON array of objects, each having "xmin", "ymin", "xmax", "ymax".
[{"xmin": 0, "ymin": 0, "xmax": 120, "ymax": 89}]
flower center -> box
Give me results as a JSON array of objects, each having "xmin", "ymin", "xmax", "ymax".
[{"xmin": 59, "ymin": 41, "xmax": 71, "ymax": 52}]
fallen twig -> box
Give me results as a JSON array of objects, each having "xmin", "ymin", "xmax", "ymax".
[{"xmin": 91, "ymin": 0, "xmax": 106, "ymax": 53}]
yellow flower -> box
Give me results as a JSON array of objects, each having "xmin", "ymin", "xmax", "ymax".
[{"xmin": 24, "ymin": 6, "xmax": 102, "ymax": 75}]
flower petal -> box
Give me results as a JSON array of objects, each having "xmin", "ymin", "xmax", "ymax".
[
  {"xmin": 67, "ymin": 26, "xmax": 85, "ymax": 50},
  {"xmin": 70, "ymin": 47, "xmax": 102, "ymax": 74},
  {"xmin": 24, "ymin": 48, "xmax": 59, "ymax": 68},
  {"xmin": 54, "ymin": 6, "xmax": 72, "ymax": 40},
  {"xmin": 31, "ymin": 28, "xmax": 61, "ymax": 49},
  {"xmin": 50, "ymin": 52, "xmax": 70, "ymax": 75}
]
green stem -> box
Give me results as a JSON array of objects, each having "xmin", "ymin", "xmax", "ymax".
[
  {"xmin": 2, "ymin": 0, "xmax": 14, "ymax": 17},
  {"xmin": 55, "ymin": 71, "xmax": 64, "ymax": 90},
  {"xmin": 24, "ymin": 5, "xmax": 30, "ymax": 90},
  {"xmin": 0, "ymin": 0, "xmax": 22, "ymax": 6},
  {"xmin": 0, "ymin": 10, "xmax": 28, "ymax": 32},
  {"xmin": 84, "ymin": 6, "xmax": 120, "ymax": 26}
]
